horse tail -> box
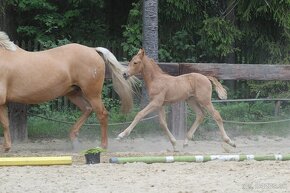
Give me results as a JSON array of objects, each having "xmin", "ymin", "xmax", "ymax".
[
  {"xmin": 95, "ymin": 47, "xmax": 138, "ymax": 113},
  {"xmin": 207, "ymin": 76, "xmax": 227, "ymax": 100},
  {"xmin": 0, "ymin": 31, "xmax": 17, "ymax": 51}
]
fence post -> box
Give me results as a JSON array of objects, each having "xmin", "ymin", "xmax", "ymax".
[
  {"xmin": 274, "ymin": 100, "xmax": 281, "ymax": 116},
  {"xmin": 8, "ymin": 103, "xmax": 28, "ymax": 142}
]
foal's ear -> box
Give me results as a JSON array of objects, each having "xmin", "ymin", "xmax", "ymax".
[{"xmin": 137, "ymin": 48, "xmax": 145, "ymax": 57}]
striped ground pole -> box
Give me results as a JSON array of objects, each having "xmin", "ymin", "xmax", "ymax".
[{"xmin": 109, "ymin": 154, "xmax": 290, "ymax": 164}]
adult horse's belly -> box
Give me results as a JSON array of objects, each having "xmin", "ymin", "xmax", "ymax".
[{"xmin": 6, "ymin": 70, "xmax": 73, "ymax": 104}]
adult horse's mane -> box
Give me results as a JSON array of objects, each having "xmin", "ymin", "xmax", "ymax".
[{"xmin": 0, "ymin": 32, "xmax": 17, "ymax": 51}]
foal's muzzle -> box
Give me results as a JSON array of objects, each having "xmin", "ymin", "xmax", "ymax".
[{"xmin": 123, "ymin": 72, "xmax": 130, "ymax": 80}]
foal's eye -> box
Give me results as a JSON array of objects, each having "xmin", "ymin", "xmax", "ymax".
[{"xmin": 133, "ymin": 62, "xmax": 137, "ymax": 65}]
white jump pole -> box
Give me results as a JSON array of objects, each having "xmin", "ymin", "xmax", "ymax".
[{"xmin": 110, "ymin": 154, "xmax": 290, "ymax": 164}]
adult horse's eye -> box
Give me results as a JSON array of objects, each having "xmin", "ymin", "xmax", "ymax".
[{"xmin": 133, "ymin": 62, "xmax": 137, "ymax": 65}]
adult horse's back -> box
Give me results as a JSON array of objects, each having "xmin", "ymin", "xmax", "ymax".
[{"xmin": 0, "ymin": 31, "xmax": 136, "ymax": 152}]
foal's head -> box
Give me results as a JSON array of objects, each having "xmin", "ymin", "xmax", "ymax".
[{"xmin": 123, "ymin": 49, "xmax": 145, "ymax": 79}]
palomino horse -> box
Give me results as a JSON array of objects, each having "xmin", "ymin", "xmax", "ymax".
[
  {"xmin": 119, "ymin": 49, "xmax": 236, "ymax": 151},
  {"xmin": 0, "ymin": 31, "xmax": 137, "ymax": 152}
]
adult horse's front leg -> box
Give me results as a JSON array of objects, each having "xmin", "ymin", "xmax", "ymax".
[
  {"xmin": 117, "ymin": 102, "xmax": 159, "ymax": 139},
  {"xmin": 0, "ymin": 105, "xmax": 11, "ymax": 152}
]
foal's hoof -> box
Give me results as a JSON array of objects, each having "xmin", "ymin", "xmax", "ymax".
[
  {"xmin": 229, "ymin": 141, "xmax": 236, "ymax": 148},
  {"xmin": 183, "ymin": 143, "xmax": 189, "ymax": 148},
  {"xmin": 183, "ymin": 139, "xmax": 189, "ymax": 148},
  {"xmin": 225, "ymin": 138, "xmax": 236, "ymax": 148},
  {"xmin": 173, "ymin": 147, "xmax": 179, "ymax": 152},
  {"xmin": 116, "ymin": 133, "xmax": 125, "ymax": 141},
  {"xmin": 221, "ymin": 142, "xmax": 237, "ymax": 153},
  {"xmin": 115, "ymin": 136, "xmax": 122, "ymax": 141}
]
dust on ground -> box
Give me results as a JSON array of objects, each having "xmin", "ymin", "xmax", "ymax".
[{"xmin": 0, "ymin": 135, "xmax": 290, "ymax": 193}]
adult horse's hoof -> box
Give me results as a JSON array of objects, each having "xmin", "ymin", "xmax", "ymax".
[
  {"xmin": 72, "ymin": 138, "xmax": 81, "ymax": 152},
  {"xmin": 4, "ymin": 147, "xmax": 10, "ymax": 153},
  {"xmin": 3, "ymin": 143, "xmax": 11, "ymax": 152}
]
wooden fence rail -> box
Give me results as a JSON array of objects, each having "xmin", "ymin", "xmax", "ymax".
[{"xmin": 158, "ymin": 63, "xmax": 290, "ymax": 80}]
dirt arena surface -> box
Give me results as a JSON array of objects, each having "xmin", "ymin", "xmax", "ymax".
[{"xmin": 1, "ymin": 135, "xmax": 290, "ymax": 193}]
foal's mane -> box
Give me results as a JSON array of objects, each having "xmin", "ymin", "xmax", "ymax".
[
  {"xmin": 144, "ymin": 55, "xmax": 167, "ymax": 75},
  {"xmin": 0, "ymin": 32, "xmax": 17, "ymax": 51}
]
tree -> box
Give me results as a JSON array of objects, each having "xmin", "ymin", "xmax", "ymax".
[
  {"xmin": 142, "ymin": 0, "xmax": 158, "ymax": 61},
  {"xmin": 138, "ymin": 0, "xmax": 159, "ymax": 111}
]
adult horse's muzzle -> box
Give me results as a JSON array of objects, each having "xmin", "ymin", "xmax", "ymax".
[{"xmin": 123, "ymin": 71, "xmax": 130, "ymax": 80}]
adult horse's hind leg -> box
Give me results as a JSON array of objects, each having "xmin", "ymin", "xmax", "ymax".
[
  {"xmin": 0, "ymin": 105, "xmax": 11, "ymax": 152},
  {"xmin": 159, "ymin": 107, "xmax": 177, "ymax": 151},
  {"xmin": 204, "ymin": 103, "xmax": 236, "ymax": 147},
  {"xmin": 86, "ymin": 96, "xmax": 109, "ymax": 149},
  {"xmin": 66, "ymin": 91, "xmax": 93, "ymax": 149},
  {"xmin": 183, "ymin": 98, "xmax": 205, "ymax": 147}
]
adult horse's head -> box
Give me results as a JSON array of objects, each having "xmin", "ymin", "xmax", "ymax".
[{"xmin": 123, "ymin": 48, "xmax": 145, "ymax": 80}]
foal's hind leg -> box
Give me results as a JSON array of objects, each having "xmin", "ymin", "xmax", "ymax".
[
  {"xmin": 159, "ymin": 107, "xmax": 177, "ymax": 151},
  {"xmin": 183, "ymin": 99, "xmax": 205, "ymax": 147},
  {"xmin": 0, "ymin": 105, "xmax": 11, "ymax": 152},
  {"xmin": 205, "ymin": 103, "xmax": 236, "ymax": 147}
]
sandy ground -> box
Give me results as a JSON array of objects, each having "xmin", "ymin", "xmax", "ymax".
[{"xmin": 0, "ymin": 135, "xmax": 290, "ymax": 193}]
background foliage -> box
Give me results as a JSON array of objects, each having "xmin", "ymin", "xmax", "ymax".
[{"xmin": 2, "ymin": 0, "xmax": 290, "ymax": 103}]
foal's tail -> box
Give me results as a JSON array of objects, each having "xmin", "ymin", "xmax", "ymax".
[
  {"xmin": 207, "ymin": 76, "xmax": 227, "ymax": 100},
  {"xmin": 96, "ymin": 47, "xmax": 138, "ymax": 113}
]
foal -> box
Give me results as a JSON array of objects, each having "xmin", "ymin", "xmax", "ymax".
[{"xmin": 119, "ymin": 49, "xmax": 236, "ymax": 151}]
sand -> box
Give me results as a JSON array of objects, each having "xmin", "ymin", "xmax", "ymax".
[{"xmin": 0, "ymin": 135, "xmax": 290, "ymax": 193}]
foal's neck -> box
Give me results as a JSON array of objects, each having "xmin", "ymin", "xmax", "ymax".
[
  {"xmin": 142, "ymin": 56, "xmax": 164, "ymax": 77},
  {"xmin": 141, "ymin": 55, "xmax": 165, "ymax": 89}
]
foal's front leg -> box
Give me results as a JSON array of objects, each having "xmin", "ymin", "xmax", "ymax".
[{"xmin": 117, "ymin": 101, "xmax": 160, "ymax": 139}]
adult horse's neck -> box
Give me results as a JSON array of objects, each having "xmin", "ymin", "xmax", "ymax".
[{"xmin": 141, "ymin": 55, "xmax": 165, "ymax": 88}]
